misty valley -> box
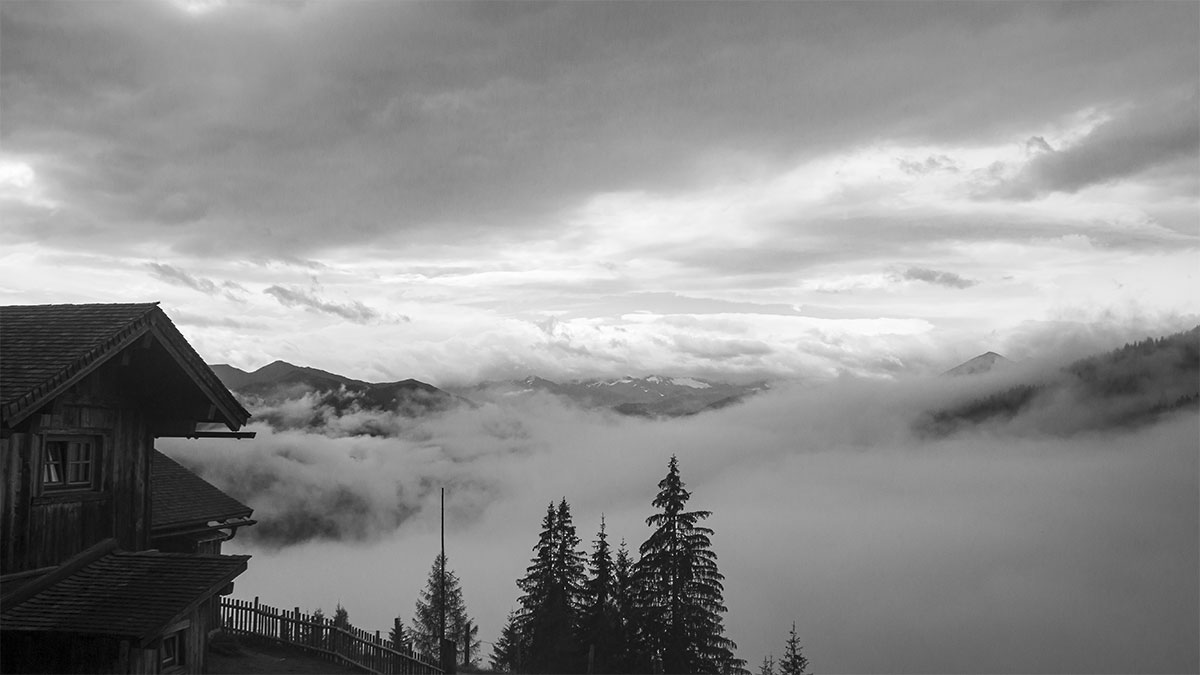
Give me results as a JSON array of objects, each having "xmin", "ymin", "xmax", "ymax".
[{"xmin": 160, "ymin": 327, "xmax": 1199, "ymax": 674}]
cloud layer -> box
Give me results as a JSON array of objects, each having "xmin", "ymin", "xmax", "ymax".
[
  {"xmin": 2, "ymin": 2, "xmax": 1198, "ymax": 386},
  {"xmin": 162, "ymin": 348, "xmax": 1198, "ymax": 673}
]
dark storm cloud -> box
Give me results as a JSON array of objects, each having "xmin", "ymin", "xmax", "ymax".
[
  {"xmin": 2, "ymin": 1, "xmax": 1197, "ymax": 258},
  {"xmin": 263, "ymin": 284, "xmax": 379, "ymax": 322},
  {"xmin": 899, "ymin": 266, "xmax": 978, "ymax": 289}
]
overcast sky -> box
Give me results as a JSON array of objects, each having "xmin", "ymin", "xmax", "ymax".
[{"xmin": 2, "ymin": 1, "xmax": 1197, "ymax": 384}]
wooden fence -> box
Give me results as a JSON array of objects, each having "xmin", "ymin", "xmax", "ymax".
[{"xmin": 220, "ymin": 596, "xmax": 442, "ymax": 675}]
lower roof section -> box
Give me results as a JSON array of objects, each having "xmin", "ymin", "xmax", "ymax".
[{"xmin": 0, "ymin": 539, "xmax": 248, "ymax": 643}]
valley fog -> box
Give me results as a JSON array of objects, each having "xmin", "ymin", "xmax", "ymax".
[{"xmin": 160, "ymin": 369, "xmax": 1199, "ymax": 674}]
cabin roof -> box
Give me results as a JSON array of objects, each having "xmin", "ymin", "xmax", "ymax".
[
  {"xmin": 151, "ymin": 451, "xmax": 253, "ymax": 532},
  {"xmin": 0, "ymin": 540, "xmax": 248, "ymax": 641},
  {"xmin": 0, "ymin": 302, "xmax": 250, "ymax": 430}
]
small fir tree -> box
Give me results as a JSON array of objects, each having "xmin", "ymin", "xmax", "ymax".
[
  {"xmin": 490, "ymin": 610, "xmax": 523, "ymax": 673},
  {"xmin": 388, "ymin": 617, "xmax": 408, "ymax": 651},
  {"xmin": 758, "ymin": 654, "xmax": 776, "ymax": 675},
  {"xmin": 612, "ymin": 538, "xmax": 639, "ymax": 672},
  {"xmin": 411, "ymin": 553, "xmax": 480, "ymax": 664},
  {"xmin": 777, "ymin": 622, "xmax": 808, "ymax": 675},
  {"xmin": 311, "ymin": 607, "xmax": 327, "ymax": 648},
  {"xmin": 333, "ymin": 603, "xmax": 350, "ymax": 630}
]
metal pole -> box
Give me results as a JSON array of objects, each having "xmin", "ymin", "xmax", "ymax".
[{"xmin": 440, "ymin": 487, "xmax": 446, "ymax": 670}]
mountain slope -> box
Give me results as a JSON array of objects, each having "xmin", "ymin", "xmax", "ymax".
[
  {"xmin": 449, "ymin": 374, "xmax": 768, "ymax": 417},
  {"xmin": 917, "ymin": 326, "xmax": 1199, "ymax": 437},
  {"xmin": 211, "ymin": 360, "xmax": 463, "ymax": 430},
  {"xmin": 943, "ymin": 351, "xmax": 1013, "ymax": 376}
]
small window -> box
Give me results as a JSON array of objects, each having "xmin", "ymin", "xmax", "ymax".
[
  {"xmin": 161, "ymin": 631, "xmax": 185, "ymax": 669},
  {"xmin": 42, "ymin": 436, "xmax": 98, "ymax": 491}
]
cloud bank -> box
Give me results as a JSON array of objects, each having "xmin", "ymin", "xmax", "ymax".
[{"xmin": 161, "ymin": 344, "xmax": 1199, "ymax": 673}]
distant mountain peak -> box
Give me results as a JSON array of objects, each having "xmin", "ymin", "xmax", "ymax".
[{"xmin": 943, "ymin": 351, "xmax": 1013, "ymax": 376}]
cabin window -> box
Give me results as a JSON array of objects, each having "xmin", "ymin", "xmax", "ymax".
[
  {"xmin": 160, "ymin": 630, "xmax": 185, "ymax": 669},
  {"xmin": 41, "ymin": 436, "xmax": 99, "ymax": 491}
]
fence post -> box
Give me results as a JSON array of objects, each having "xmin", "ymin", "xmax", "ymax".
[{"xmin": 253, "ymin": 596, "xmax": 260, "ymax": 636}]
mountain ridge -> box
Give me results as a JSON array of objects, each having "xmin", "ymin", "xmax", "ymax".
[
  {"xmin": 447, "ymin": 373, "xmax": 770, "ymax": 417},
  {"xmin": 942, "ymin": 351, "xmax": 1013, "ymax": 377}
]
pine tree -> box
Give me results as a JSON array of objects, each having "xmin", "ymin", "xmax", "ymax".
[
  {"xmin": 411, "ymin": 552, "xmax": 480, "ymax": 665},
  {"xmin": 388, "ymin": 617, "xmax": 408, "ymax": 651},
  {"xmin": 516, "ymin": 499, "xmax": 588, "ymax": 673},
  {"xmin": 580, "ymin": 516, "xmax": 620, "ymax": 673},
  {"xmin": 517, "ymin": 503, "xmax": 559, "ymax": 673},
  {"xmin": 555, "ymin": 498, "xmax": 589, "ymax": 619},
  {"xmin": 612, "ymin": 539, "xmax": 639, "ymax": 672},
  {"xmin": 633, "ymin": 455, "xmax": 737, "ymax": 674},
  {"xmin": 490, "ymin": 610, "xmax": 522, "ymax": 673},
  {"xmin": 757, "ymin": 654, "xmax": 775, "ymax": 675},
  {"xmin": 333, "ymin": 602, "xmax": 350, "ymax": 630},
  {"xmin": 311, "ymin": 607, "xmax": 327, "ymax": 648},
  {"xmin": 777, "ymin": 623, "xmax": 808, "ymax": 675}
]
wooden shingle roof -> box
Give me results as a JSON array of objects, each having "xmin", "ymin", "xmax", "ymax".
[
  {"xmin": 0, "ymin": 302, "xmax": 250, "ymax": 430},
  {"xmin": 152, "ymin": 451, "xmax": 253, "ymax": 532},
  {"xmin": 0, "ymin": 540, "xmax": 248, "ymax": 642}
]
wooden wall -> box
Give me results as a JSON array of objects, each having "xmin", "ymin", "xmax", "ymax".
[
  {"xmin": 0, "ymin": 603, "xmax": 213, "ymax": 674},
  {"xmin": 1, "ymin": 356, "xmax": 152, "ymax": 573}
]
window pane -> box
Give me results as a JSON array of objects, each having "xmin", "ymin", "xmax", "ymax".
[
  {"xmin": 43, "ymin": 438, "xmax": 96, "ymax": 489},
  {"xmin": 43, "ymin": 442, "xmax": 64, "ymax": 485},
  {"xmin": 161, "ymin": 633, "xmax": 180, "ymax": 667}
]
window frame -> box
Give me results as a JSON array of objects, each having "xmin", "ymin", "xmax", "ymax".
[
  {"xmin": 160, "ymin": 629, "xmax": 186, "ymax": 670},
  {"xmin": 39, "ymin": 434, "xmax": 102, "ymax": 494}
]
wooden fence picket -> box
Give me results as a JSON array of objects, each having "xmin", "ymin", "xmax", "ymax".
[{"xmin": 216, "ymin": 597, "xmax": 441, "ymax": 675}]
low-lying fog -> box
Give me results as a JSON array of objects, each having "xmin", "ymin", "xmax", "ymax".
[{"xmin": 161, "ymin": 363, "xmax": 1199, "ymax": 673}]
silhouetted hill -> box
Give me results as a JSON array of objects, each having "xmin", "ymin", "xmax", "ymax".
[
  {"xmin": 210, "ymin": 360, "xmax": 463, "ymax": 431},
  {"xmin": 916, "ymin": 326, "xmax": 1199, "ymax": 437},
  {"xmin": 943, "ymin": 351, "xmax": 1013, "ymax": 376}
]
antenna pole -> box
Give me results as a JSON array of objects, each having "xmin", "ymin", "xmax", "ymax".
[{"xmin": 440, "ymin": 487, "xmax": 447, "ymax": 670}]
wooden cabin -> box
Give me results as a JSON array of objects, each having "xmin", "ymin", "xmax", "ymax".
[{"xmin": 0, "ymin": 302, "xmax": 257, "ymax": 674}]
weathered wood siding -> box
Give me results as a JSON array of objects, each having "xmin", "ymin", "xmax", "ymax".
[
  {"xmin": 1, "ymin": 633, "xmax": 122, "ymax": 674},
  {"xmin": 1, "ymin": 357, "xmax": 152, "ymax": 573}
]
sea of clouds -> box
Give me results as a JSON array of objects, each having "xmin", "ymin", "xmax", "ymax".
[{"xmin": 161, "ymin": 353, "xmax": 1198, "ymax": 673}]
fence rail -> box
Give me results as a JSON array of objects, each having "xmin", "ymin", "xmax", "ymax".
[{"xmin": 219, "ymin": 596, "xmax": 442, "ymax": 675}]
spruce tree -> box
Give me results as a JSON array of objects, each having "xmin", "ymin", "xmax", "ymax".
[
  {"xmin": 389, "ymin": 617, "xmax": 408, "ymax": 650},
  {"xmin": 777, "ymin": 622, "xmax": 808, "ymax": 675},
  {"xmin": 333, "ymin": 602, "xmax": 350, "ymax": 630},
  {"xmin": 757, "ymin": 654, "xmax": 775, "ymax": 675},
  {"xmin": 555, "ymin": 498, "xmax": 589, "ymax": 619},
  {"xmin": 580, "ymin": 516, "xmax": 620, "ymax": 673},
  {"xmin": 517, "ymin": 503, "xmax": 559, "ymax": 672},
  {"xmin": 411, "ymin": 552, "xmax": 480, "ymax": 664},
  {"xmin": 516, "ymin": 499, "xmax": 588, "ymax": 673},
  {"xmin": 311, "ymin": 607, "xmax": 327, "ymax": 648},
  {"xmin": 633, "ymin": 455, "xmax": 737, "ymax": 674},
  {"xmin": 612, "ymin": 539, "xmax": 639, "ymax": 672},
  {"xmin": 490, "ymin": 610, "xmax": 522, "ymax": 673}
]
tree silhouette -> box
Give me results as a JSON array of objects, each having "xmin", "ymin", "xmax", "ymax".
[
  {"xmin": 580, "ymin": 516, "xmax": 621, "ymax": 673},
  {"xmin": 778, "ymin": 622, "xmax": 808, "ymax": 675},
  {"xmin": 633, "ymin": 455, "xmax": 737, "ymax": 674},
  {"xmin": 490, "ymin": 610, "xmax": 522, "ymax": 673},
  {"xmin": 411, "ymin": 552, "xmax": 479, "ymax": 664},
  {"xmin": 516, "ymin": 499, "xmax": 588, "ymax": 673}
]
